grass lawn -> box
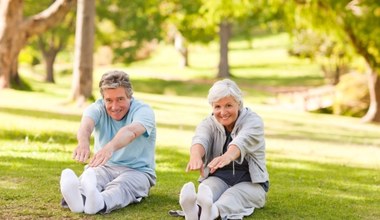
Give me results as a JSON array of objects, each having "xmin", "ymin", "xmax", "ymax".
[{"xmin": 0, "ymin": 33, "xmax": 379, "ymax": 219}]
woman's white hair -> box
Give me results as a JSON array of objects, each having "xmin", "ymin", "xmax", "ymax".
[{"xmin": 207, "ymin": 79, "xmax": 243, "ymax": 110}]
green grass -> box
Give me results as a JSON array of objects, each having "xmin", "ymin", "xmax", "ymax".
[{"xmin": 1, "ymin": 33, "xmax": 380, "ymax": 219}]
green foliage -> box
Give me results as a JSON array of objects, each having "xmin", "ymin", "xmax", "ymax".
[
  {"xmin": 96, "ymin": 0, "xmax": 165, "ymax": 63},
  {"xmin": 343, "ymin": 0, "xmax": 380, "ymax": 73},
  {"xmin": 23, "ymin": 0, "xmax": 54, "ymax": 16},
  {"xmin": 164, "ymin": 0, "xmax": 286, "ymax": 46},
  {"xmin": 288, "ymin": 28, "xmax": 357, "ymax": 84},
  {"xmin": 200, "ymin": 0, "xmax": 257, "ymax": 24},
  {"xmin": 288, "ymin": 0, "xmax": 380, "ymax": 74},
  {"xmin": 164, "ymin": 0, "xmax": 216, "ymax": 43},
  {"xmin": 19, "ymin": 45, "xmax": 41, "ymax": 65}
]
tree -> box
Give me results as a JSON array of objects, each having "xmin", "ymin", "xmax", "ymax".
[
  {"xmin": 343, "ymin": 1, "xmax": 380, "ymax": 123},
  {"xmin": 163, "ymin": 0, "xmax": 215, "ymax": 68},
  {"xmin": 171, "ymin": 26, "xmax": 190, "ymax": 68},
  {"xmin": 36, "ymin": 10, "xmax": 75, "ymax": 83},
  {"xmin": 199, "ymin": 0, "xmax": 254, "ymax": 78},
  {"xmin": 289, "ymin": 0, "xmax": 380, "ymax": 122},
  {"xmin": 173, "ymin": 0, "xmax": 283, "ymax": 78},
  {"xmin": 288, "ymin": 29, "xmax": 354, "ymax": 85},
  {"xmin": 70, "ymin": 0, "xmax": 95, "ymax": 105},
  {"xmin": 0, "ymin": 0, "xmax": 76, "ymax": 89}
]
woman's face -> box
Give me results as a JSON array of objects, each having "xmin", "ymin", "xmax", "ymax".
[
  {"xmin": 103, "ymin": 87, "xmax": 131, "ymax": 121},
  {"xmin": 212, "ymin": 96, "xmax": 239, "ymax": 132}
]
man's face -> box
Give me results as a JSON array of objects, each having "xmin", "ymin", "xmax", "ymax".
[{"xmin": 103, "ymin": 87, "xmax": 130, "ymax": 121}]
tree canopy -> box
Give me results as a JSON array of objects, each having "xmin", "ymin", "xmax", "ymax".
[{"xmin": 286, "ymin": 0, "xmax": 380, "ymax": 122}]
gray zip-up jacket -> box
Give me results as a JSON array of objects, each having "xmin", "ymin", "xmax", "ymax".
[{"xmin": 192, "ymin": 107, "xmax": 269, "ymax": 184}]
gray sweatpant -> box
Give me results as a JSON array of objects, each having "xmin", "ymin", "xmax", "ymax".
[
  {"xmin": 200, "ymin": 176, "xmax": 266, "ymax": 220},
  {"xmin": 80, "ymin": 165, "xmax": 156, "ymax": 213}
]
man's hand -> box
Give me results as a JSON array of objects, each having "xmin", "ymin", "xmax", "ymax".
[
  {"xmin": 88, "ymin": 145, "xmax": 114, "ymax": 167},
  {"xmin": 72, "ymin": 144, "xmax": 91, "ymax": 163},
  {"xmin": 73, "ymin": 116, "xmax": 94, "ymax": 163}
]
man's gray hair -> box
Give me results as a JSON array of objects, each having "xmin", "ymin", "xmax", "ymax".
[
  {"xmin": 99, "ymin": 70, "xmax": 133, "ymax": 98},
  {"xmin": 207, "ymin": 79, "xmax": 243, "ymax": 110}
]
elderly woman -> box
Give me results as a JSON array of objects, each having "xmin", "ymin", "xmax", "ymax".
[{"xmin": 179, "ymin": 79, "xmax": 269, "ymax": 220}]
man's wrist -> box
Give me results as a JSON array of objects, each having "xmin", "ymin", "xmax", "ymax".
[{"xmin": 104, "ymin": 143, "xmax": 115, "ymax": 152}]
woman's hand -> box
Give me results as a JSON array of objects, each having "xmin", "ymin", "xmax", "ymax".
[
  {"xmin": 186, "ymin": 156, "xmax": 205, "ymax": 177},
  {"xmin": 207, "ymin": 154, "xmax": 233, "ymax": 174},
  {"xmin": 208, "ymin": 145, "xmax": 240, "ymax": 174}
]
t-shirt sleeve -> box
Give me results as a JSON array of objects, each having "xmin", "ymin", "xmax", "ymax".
[
  {"xmin": 83, "ymin": 100, "xmax": 104, "ymax": 126},
  {"xmin": 131, "ymin": 105, "xmax": 155, "ymax": 137}
]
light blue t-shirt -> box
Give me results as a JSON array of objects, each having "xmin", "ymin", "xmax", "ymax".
[{"xmin": 83, "ymin": 97, "xmax": 156, "ymax": 177}]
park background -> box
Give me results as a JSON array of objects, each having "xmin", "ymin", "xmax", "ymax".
[{"xmin": 0, "ymin": 0, "xmax": 379, "ymax": 219}]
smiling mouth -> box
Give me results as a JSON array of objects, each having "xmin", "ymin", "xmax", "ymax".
[{"xmin": 110, "ymin": 108, "xmax": 122, "ymax": 113}]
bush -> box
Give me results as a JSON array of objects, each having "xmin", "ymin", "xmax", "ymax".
[{"xmin": 333, "ymin": 72, "xmax": 369, "ymax": 117}]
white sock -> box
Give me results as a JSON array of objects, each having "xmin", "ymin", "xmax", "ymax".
[
  {"xmin": 60, "ymin": 169, "xmax": 84, "ymax": 213},
  {"xmin": 81, "ymin": 168, "xmax": 105, "ymax": 214},
  {"xmin": 197, "ymin": 184, "xmax": 219, "ymax": 220},
  {"xmin": 179, "ymin": 182, "xmax": 198, "ymax": 220}
]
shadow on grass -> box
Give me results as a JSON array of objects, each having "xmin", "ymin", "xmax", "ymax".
[
  {"xmin": 10, "ymin": 76, "xmax": 33, "ymax": 91},
  {"xmin": 0, "ymin": 128, "xmax": 77, "ymax": 145},
  {"xmin": 132, "ymin": 76, "xmax": 322, "ymax": 99},
  {"xmin": 232, "ymin": 75, "xmax": 324, "ymax": 88},
  {"xmin": 0, "ymin": 107, "xmax": 81, "ymax": 122},
  {"xmin": 132, "ymin": 78, "xmax": 212, "ymax": 97}
]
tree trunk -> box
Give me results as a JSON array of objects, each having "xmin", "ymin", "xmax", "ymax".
[
  {"xmin": 37, "ymin": 35, "xmax": 64, "ymax": 83},
  {"xmin": 174, "ymin": 32, "xmax": 189, "ymax": 68},
  {"xmin": 0, "ymin": 0, "xmax": 76, "ymax": 89},
  {"xmin": 217, "ymin": 20, "xmax": 231, "ymax": 78},
  {"xmin": 70, "ymin": 0, "xmax": 95, "ymax": 105},
  {"xmin": 361, "ymin": 71, "xmax": 380, "ymax": 123},
  {"xmin": 44, "ymin": 53, "xmax": 56, "ymax": 83},
  {"xmin": 0, "ymin": 0, "xmax": 23, "ymax": 88},
  {"xmin": 11, "ymin": 58, "xmax": 20, "ymax": 85},
  {"xmin": 373, "ymin": 74, "xmax": 380, "ymax": 122}
]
